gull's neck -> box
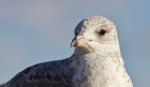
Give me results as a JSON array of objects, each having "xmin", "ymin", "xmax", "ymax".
[{"xmin": 70, "ymin": 45, "xmax": 125, "ymax": 87}]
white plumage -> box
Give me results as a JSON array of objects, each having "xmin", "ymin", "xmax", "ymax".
[{"xmin": 0, "ymin": 16, "xmax": 133, "ymax": 87}]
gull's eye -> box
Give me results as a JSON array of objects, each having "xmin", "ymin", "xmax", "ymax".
[{"xmin": 99, "ymin": 29, "xmax": 106, "ymax": 36}]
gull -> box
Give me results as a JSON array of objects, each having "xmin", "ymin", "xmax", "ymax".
[{"xmin": 0, "ymin": 16, "xmax": 134, "ymax": 87}]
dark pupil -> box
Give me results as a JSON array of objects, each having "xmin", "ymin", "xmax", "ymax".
[{"xmin": 99, "ymin": 29, "xmax": 106, "ymax": 35}]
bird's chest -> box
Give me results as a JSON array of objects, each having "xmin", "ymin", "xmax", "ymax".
[{"xmin": 72, "ymin": 55, "xmax": 124, "ymax": 87}]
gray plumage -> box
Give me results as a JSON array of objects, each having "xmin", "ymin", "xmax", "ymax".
[{"xmin": 1, "ymin": 16, "xmax": 134, "ymax": 87}]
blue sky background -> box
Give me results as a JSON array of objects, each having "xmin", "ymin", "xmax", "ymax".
[{"xmin": 0, "ymin": 0, "xmax": 150, "ymax": 87}]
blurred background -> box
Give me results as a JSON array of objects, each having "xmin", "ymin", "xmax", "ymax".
[{"xmin": 0, "ymin": 0, "xmax": 150, "ymax": 87}]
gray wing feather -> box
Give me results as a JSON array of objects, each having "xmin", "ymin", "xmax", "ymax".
[
  {"xmin": 5, "ymin": 59, "xmax": 74, "ymax": 87},
  {"xmin": 0, "ymin": 84, "xmax": 5, "ymax": 87}
]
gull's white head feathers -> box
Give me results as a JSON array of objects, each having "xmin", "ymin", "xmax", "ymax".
[{"xmin": 71, "ymin": 16, "xmax": 121, "ymax": 55}]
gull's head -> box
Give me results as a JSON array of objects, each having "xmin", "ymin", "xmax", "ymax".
[{"xmin": 71, "ymin": 16, "xmax": 120, "ymax": 55}]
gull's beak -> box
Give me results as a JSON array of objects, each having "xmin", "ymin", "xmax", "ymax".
[{"xmin": 70, "ymin": 35, "xmax": 88, "ymax": 48}]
